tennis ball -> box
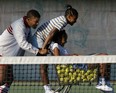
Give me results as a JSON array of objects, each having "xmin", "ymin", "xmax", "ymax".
[
  {"xmin": 71, "ymin": 75, "xmax": 75, "ymax": 80},
  {"xmin": 76, "ymin": 69, "xmax": 80, "ymax": 73},
  {"xmin": 61, "ymin": 64, "xmax": 67, "ymax": 68},
  {"xmin": 74, "ymin": 79, "xmax": 77, "ymax": 84},
  {"xmin": 57, "ymin": 70, "xmax": 61, "ymax": 74},
  {"xmin": 56, "ymin": 65, "xmax": 61, "ymax": 70},
  {"xmin": 90, "ymin": 78, "xmax": 94, "ymax": 81},
  {"xmin": 81, "ymin": 70, "xmax": 85, "ymax": 74},
  {"xmin": 83, "ymin": 78, "xmax": 87, "ymax": 82},
  {"xmin": 69, "ymin": 72, "xmax": 73, "ymax": 76},
  {"xmin": 59, "ymin": 73, "xmax": 64, "ymax": 78},
  {"xmin": 69, "ymin": 79, "xmax": 73, "ymax": 83},
  {"xmin": 86, "ymin": 70, "xmax": 91, "ymax": 75},
  {"xmin": 73, "ymin": 72, "xmax": 77, "ymax": 77},
  {"xmin": 93, "ymin": 74, "xmax": 97, "ymax": 79},
  {"xmin": 70, "ymin": 77, "xmax": 74, "ymax": 83},
  {"xmin": 78, "ymin": 73, "xmax": 81, "ymax": 77},
  {"xmin": 81, "ymin": 75, "xmax": 85, "ymax": 79},
  {"xmin": 64, "ymin": 71, "xmax": 69, "ymax": 76},
  {"xmin": 93, "ymin": 69, "xmax": 97, "ymax": 73},
  {"xmin": 84, "ymin": 72, "xmax": 89, "ymax": 76},
  {"xmin": 61, "ymin": 68, "xmax": 65, "ymax": 73},
  {"xmin": 89, "ymin": 73, "xmax": 94, "ymax": 78},
  {"xmin": 69, "ymin": 65, "xmax": 73, "ymax": 69},
  {"xmin": 65, "ymin": 67, "xmax": 69, "ymax": 73},
  {"xmin": 77, "ymin": 77, "xmax": 81, "ymax": 81},
  {"xmin": 64, "ymin": 77, "xmax": 69, "ymax": 84},
  {"xmin": 60, "ymin": 77, "xmax": 63, "ymax": 82},
  {"xmin": 70, "ymin": 68, "xmax": 73, "ymax": 72}
]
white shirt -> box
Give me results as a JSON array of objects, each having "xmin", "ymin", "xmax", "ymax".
[
  {"xmin": 0, "ymin": 17, "xmax": 38, "ymax": 56},
  {"xmin": 49, "ymin": 42, "xmax": 69, "ymax": 55}
]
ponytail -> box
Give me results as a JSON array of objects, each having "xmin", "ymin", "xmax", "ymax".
[
  {"xmin": 65, "ymin": 4, "xmax": 78, "ymax": 18},
  {"xmin": 66, "ymin": 4, "xmax": 72, "ymax": 10}
]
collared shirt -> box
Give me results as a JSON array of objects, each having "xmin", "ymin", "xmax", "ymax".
[{"xmin": 0, "ymin": 17, "xmax": 38, "ymax": 56}]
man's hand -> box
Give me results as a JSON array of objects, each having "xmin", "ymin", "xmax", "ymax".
[{"xmin": 37, "ymin": 48, "xmax": 48, "ymax": 56}]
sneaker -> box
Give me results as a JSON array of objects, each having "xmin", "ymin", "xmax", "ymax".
[
  {"xmin": 96, "ymin": 84, "xmax": 113, "ymax": 91},
  {"xmin": 96, "ymin": 85, "xmax": 101, "ymax": 90},
  {"xmin": 100, "ymin": 85, "xmax": 113, "ymax": 91},
  {"xmin": 0, "ymin": 85, "xmax": 9, "ymax": 93},
  {"xmin": 96, "ymin": 82, "xmax": 102, "ymax": 89},
  {"xmin": 45, "ymin": 89, "xmax": 59, "ymax": 93}
]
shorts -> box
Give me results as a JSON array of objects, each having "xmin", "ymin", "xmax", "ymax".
[{"xmin": 31, "ymin": 35, "xmax": 44, "ymax": 48}]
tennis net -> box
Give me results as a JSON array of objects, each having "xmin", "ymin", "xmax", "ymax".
[{"xmin": 0, "ymin": 56, "xmax": 116, "ymax": 93}]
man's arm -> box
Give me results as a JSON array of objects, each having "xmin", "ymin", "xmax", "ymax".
[{"xmin": 12, "ymin": 23, "xmax": 47, "ymax": 55}]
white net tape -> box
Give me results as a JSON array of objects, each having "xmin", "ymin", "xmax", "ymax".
[{"xmin": 0, "ymin": 55, "xmax": 116, "ymax": 64}]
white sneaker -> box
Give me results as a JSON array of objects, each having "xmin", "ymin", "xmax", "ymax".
[
  {"xmin": 0, "ymin": 85, "xmax": 9, "ymax": 93},
  {"xmin": 96, "ymin": 84, "xmax": 113, "ymax": 91},
  {"xmin": 45, "ymin": 89, "xmax": 59, "ymax": 93},
  {"xmin": 96, "ymin": 82, "xmax": 102, "ymax": 89},
  {"xmin": 96, "ymin": 84, "xmax": 102, "ymax": 89}
]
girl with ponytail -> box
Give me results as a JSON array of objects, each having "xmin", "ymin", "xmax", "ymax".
[{"xmin": 31, "ymin": 5, "xmax": 78, "ymax": 93}]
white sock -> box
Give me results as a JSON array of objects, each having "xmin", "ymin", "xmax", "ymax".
[
  {"xmin": 101, "ymin": 78, "xmax": 105, "ymax": 85},
  {"xmin": 99, "ymin": 77, "xmax": 105, "ymax": 85}
]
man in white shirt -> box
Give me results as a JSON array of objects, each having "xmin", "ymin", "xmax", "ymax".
[{"xmin": 0, "ymin": 9, "xmax": 47, "ymax": 93}]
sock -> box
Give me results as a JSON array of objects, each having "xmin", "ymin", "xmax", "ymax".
[
  {"xmin": 98, "ymin": 77, "xmax": 102, "ymax": 84},
  {"xmin": 101, "ymin": 78, "xmax": 105, "ymax": 85},
  {"xmin": 98, "ymin": 77, "xmax": 105, "ymax": 85}
]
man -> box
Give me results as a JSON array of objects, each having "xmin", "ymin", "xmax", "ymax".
[{"xmin": 0, "ymin": 9, "xmax": 47, "ymax": 93}]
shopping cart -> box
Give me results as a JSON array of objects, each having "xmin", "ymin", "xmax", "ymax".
[{"xmin": 54, "ymin": 64, "xmax": 98, "ymax": 93}]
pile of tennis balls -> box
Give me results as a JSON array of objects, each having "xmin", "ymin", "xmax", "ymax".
[{"xmin": 56, "ymin": 64, "xmax": 97, "ymax": 84}]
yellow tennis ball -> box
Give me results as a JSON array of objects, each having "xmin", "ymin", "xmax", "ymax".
[
  {"xmin": 77, "ymin": 76, "xmax": 81, "ymax": 81},
  {"xmin": 65, "ymin": 67, "xmax": 69, "ymax": 73},
  {"xmin": 64, "ymin": 77, "xmax": 69, "ymax": 84},
  {"xmin": 60, "ymin": 77, "xmax": 63, "ymax": 82},
  {"xmin": 64, "ymin": 71, "xmax": 69, "ymax": 76},
  {"xmin": 93, "ymin": 69, "xmax": 97, "ymax": 74},
  {"xmin": 61, "ymin": 64, "xmax": 67, "ymax": 68},
  {"xmin": 78, "ymin": 73, "xmax": 81, "ymax": 77},
  {"xmin": 73, "ymin": 72, "xmax": 77, "ymax": 77},
  {"xmin": 70, "ymin": 68, "xmax": 73, "ymax": 72},
  {"xmin": 59, "ymin": 73, "xmax": 64, "ymax": 78},
  {"xmin": 57, "ymin": 70, "xmax": 61, "ymax": 74},
  {"xmin": 69, "ymin": 72, "xmax": 73, "ymax": 77},
  {"xmin": 87, "ymin": 70, "xmax": 91, "ymax": 74},
  {"xmin": 90, "ymin": 78, "xmax": 94, "ymax": 81},
  {"xmin": 69, "ymin": 65, "xmax": 73, "ymax": 69},
  {"xmin": 61, "ymin": 68, "xmax": 65, "ymax": 73},
  {"xmin": 74, "ymin": 79, "xmax": 77, "ymax": 84},
  {"xmin": 83, "ymin": 78, "xmax": 87, "ymax": 82},
  {"xmin": 56, "ymin": 65, "xmax": 61, "ymax": 70},
  {"xmin": 81, "ymin": 70, "xmax": 85, "ymax": 75}
]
